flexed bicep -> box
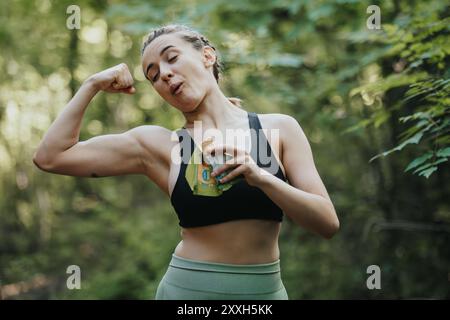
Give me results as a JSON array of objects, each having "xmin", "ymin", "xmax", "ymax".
[
  {"xmin": 37, "ymin": 125, "xmax": 170, "ymax": 179},
  {"xmin": 41, "ymin": 129, "xmax": 144, "ymax": 177}
]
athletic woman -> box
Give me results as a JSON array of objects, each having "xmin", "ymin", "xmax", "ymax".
[{"xmin": 33, "ymin": 25, "xmax": 339, "ymax": 300}]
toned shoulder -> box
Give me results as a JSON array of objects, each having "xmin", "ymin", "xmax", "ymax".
[
  {"xmin": 257, "ymin": 113, "xmax": 305, "ymax": 153},
  {"xmin": 258, "ymin": 113, "xmax": 300, "ymax": 132},
  {"xmin": 128, "ymin": 125, "xmax": 179, "ymax": 165},
  {"xmin": 128, "ymin": 124, "xmax": 173, "ymax": 139}
]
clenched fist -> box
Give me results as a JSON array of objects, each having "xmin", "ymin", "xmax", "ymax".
[{"xmin": 88, "ymin": 63, "xmax": 136, "ymax": 94}]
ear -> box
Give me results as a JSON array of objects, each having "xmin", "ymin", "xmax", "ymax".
[{"xmin": 202, "ymin": 46, "xmax": 216, "ymax": 68}]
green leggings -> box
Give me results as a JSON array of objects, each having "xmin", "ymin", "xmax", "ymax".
[{"xmin": 155, "ymin": 253, "xmax": 288, "ymax": 300}]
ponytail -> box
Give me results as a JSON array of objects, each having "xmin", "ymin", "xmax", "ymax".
[{"xmin": 227, "ymin": 97, "xmax": 242, "ymax": 107}]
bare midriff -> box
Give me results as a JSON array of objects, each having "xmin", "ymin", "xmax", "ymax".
[{"xmin": 174, "ymin": 219, "xmax": 281, "ymax": 265}]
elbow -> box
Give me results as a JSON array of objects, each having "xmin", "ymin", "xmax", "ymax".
[
  {"xmin": 32, "ymin": 152, "xmax": 53, "ymax": 172},
  {"xmin": 322, "ymin": 217, "xmax": 340, "ymax": 240},
  {"xmin": 321, "ymin": 201, "xmax": 339, "ymax": 239}
]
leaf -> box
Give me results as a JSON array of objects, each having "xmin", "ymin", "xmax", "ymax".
[
  {"xmin": 409, "ymin": 59, "xmax": 423, "ymax": 68},
  {"xmin": 437, "ymin": 147, "xmax": 450, "ymax": 158},
  {"xmin": 413, "ymin": 158, "xmax": 448, "ymax": 174},
  {"xmin": 342, "ymin": 119, "xmax": 371, "ymax": 134},
  {"xmin": 417, "ymin": 166, "xmax": 438, "ymax": 178},
  {"xmin": 350, "ymin": 72, "xmax": 428, "ymax": 97},
  {"xmin": 399, "ymin": 111, "xmax": 430, "ymax": 123},
  {"xmin": 369, "ymin": 132, "xmax": 424, "ymax": 162},
  {"xmin": 404, "ymin": 152, "xmax": 434, "ymax": 172}
]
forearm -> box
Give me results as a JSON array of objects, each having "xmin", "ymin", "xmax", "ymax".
[
  {"xmin": 33, "ymin": 78, "xmax": 99, "ymax": 165},
  {"xmin": 258, "ymin": 172, "xmax": 339, "ymax": 238}
]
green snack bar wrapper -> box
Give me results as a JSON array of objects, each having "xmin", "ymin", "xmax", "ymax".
[{"xmin": 185, "ymin": 145, "xmax": 241, "ymax": 197}]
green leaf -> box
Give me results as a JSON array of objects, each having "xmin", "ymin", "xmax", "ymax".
[
  {"xmin": 369, "ymin": 132, "xmax": 424, "ymax": 162},
  {"xmin": 404, "ymin": 152, "xmax": 434, "ymax": 172},
  {"xmin": 399, "ymin": 111, "xmax": 428, "ymax": 123},
  {"xmin": 437, "ymin": 147, "xmax": 450, "ymax": 158},
  {"xmin": 417, "ymin": 166, "xmax": 438, "ymax": 178},
  {"xmin": 397, "ymin": 132, "xmax": 423, "ymax": 150},
  {"xmin": 342, "ymin": 119, "xmax": 371, "ymax": 134},
  {"xmin": 413, "ymin": 158, "xmax": 448, "ymax": 174},
  {"xmin": 350, "ymin": 72, "xmax": 428, "ymax": 97}
]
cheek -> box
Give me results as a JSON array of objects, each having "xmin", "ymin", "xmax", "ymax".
[
  {"xmin": 153, "ymin": 84, "xmax": 170, "ymax": 100},
  {"xmin": 181, "ymin": 58, "xmax": 208, "ymax": 81}
]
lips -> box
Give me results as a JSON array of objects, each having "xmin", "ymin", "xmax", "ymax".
[{"xmin": 170, "ymin": 82, "xmax": 183, "ymax": 95}]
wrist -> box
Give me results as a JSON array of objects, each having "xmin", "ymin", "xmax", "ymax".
[
  {"xmin": 255, "ymin": 168, "xmax": 275, "ymax": 189},
  {"xmin": 83, "ymin": 75, "xmax": 101, "ymax": 93}
]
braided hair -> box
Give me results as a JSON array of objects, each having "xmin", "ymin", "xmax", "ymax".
[{"xmin": 141, "ymin": 24, "xmax": 241, "ymax": 106}]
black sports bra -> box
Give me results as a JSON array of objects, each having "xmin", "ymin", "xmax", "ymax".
[{"xmin": 170, "ymin": 112, "xmax": 287, "ymax": 228}]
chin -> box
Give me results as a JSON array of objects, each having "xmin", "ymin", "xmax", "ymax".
[
  {"xmin": 177, "ymin": 103, "xmax": 199, "ymax": 113},
  {"xmin": 173, "ymin": 96, "xmax": 202, "ymax": 113}
]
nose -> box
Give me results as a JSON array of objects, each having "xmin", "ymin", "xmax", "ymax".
[{"xmin": 160, "ymin": 64, "xmax": 174, "ymax": 82}]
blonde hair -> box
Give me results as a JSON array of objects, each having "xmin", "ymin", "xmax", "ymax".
[
  {"xmin": 142, "ymin": 24, "xmax": 242, "ymax": 107},
  {"xmin": 227, "ymin": 97, "xmax": 242, "ymax": 107}
]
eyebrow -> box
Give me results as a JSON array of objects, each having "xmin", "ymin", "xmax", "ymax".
[{"xmin": 145, "ymin": 45, "xmax": 176, "ymax": 78}]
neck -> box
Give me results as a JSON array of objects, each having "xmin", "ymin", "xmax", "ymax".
[{"xmin": 182, "ymin": 85, "xmax": 246, "ymax": 130}]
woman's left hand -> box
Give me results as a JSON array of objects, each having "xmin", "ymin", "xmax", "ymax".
[{"xmin": 203, "ymin": 144, "xmax": 267, "ymax": 187}]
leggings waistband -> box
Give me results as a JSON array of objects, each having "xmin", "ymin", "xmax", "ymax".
[{"xmin": 169, "ymin": 254, "xmax": 281, "ymax": 274}]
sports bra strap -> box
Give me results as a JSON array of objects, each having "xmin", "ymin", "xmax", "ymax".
[
  {"xmin": 248, "ymin": 112, "xmax": 275, "ymax": 168},
  {"xmin": 175, "ymin": 128, "xmax": 194, "ymax": 167}
]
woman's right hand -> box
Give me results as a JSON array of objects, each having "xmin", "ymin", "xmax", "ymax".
[{"xmin": 88, "ymin": 63, "xmax": 136, "ymax": 94}]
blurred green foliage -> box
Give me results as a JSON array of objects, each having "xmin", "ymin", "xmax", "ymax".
[{"xmin": 0, "ymin": 0, "xmax": 449, "ymax": 299}]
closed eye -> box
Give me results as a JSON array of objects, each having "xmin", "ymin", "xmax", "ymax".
[{"xmin": 151, "ymin": 55, "xmax": 178, "ymax": 82}]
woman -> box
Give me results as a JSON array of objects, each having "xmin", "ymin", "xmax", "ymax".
[{"xmin": 33, "ymin": 24, "xmax": 339, "ymax": 300}]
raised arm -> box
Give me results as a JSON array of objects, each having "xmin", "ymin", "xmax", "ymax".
[{"xmin": 33, "ymin": 63, "xmax": 170, "ymax": 179}]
